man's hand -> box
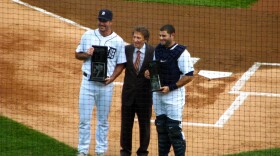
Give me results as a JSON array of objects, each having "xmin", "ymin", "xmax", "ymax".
[
  {"xmin": 86, "ymin": 47, "xmax": 94, "ymax": 56},
  {"xmin": 75, "ymin": 47, "xmax": 95, "ymax": 60},
  {"xmin": 103, "ymin": 64, "xmax": 125, "ymax": 85},
  {"xmin": 160, "ymin": 86, "xmax": 169, "ymax": 93},
  {"xmin": 104, "ymin": 77, "xmax": 113, "ymax": 85},
  {"xmin": 144, "ymin": 70, "xmax": 150, "ymax": 79}
]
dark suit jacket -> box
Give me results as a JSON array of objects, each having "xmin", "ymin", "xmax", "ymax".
[{"xmin": 122, "ymin": 43, "xmax": 155, "ymax": 106}]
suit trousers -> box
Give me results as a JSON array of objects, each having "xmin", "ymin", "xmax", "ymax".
[{"xmin": 120, "ymin": 102, "xmax": 152, "ymax": 156}]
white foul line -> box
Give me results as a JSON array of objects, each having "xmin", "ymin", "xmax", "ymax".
[{"xmin": 12, "ymin": 0, "xmax": 91, "ymax": 31}]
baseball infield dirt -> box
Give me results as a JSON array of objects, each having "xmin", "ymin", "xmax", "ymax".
[{"xmin": 0, "ymin": 0, "xmax": 279, "ymax": 155}]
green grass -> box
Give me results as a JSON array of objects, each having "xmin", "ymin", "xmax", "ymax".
[
  {"xmin": 0, "ymin": 115, "xmax": 77, "ymax": 156},
  {"xmin": 225, "ymin": 148, "xmax": 280, "ymax": 156},
  {"xmin": 1, "ymin": 115, "xmax": 279, "ymax": 155},
  {"xmin": 127, "ymin": 0, "xmax": 258, "ymax": 8}
]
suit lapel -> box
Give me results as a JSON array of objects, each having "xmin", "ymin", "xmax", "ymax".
[
  {"xmin": 129, "ymin": 46, "xmax": 138, "ymax": 74},
  {"xmin": 127, "ymin": 45, "xmax": 134, "ymax": 64}
]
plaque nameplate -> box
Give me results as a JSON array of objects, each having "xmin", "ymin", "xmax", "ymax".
[{"xmin": 90, "ymin": 45, "xmax": 108, "ymax": 82}]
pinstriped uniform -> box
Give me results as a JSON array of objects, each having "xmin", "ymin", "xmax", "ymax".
[{"xmin": 76, "ymin": 28, "xmax": 126, "ymax": 154}]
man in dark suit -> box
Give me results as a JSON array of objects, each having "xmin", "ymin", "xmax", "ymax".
[{"xmin": 120, "ymin": 26, "xmax": 154, "ymax": 156}]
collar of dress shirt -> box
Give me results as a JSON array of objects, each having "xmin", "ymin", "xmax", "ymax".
[{"xmin": 135, "ymin": 43, "xmax": 146, "ymax": 54}]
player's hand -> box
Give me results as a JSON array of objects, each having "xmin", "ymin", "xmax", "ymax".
[
  {"xmin": 104, "ymin": 76, "xmax": 113, "ymax": 85},
  {"xmin": 144, "ymin": 70, "xmax": 150, "ymax": 79},
  {"xmin": 160, "ymin": 86, "xmax": 170, "ymax": 93},
  {"xmin": 86, "ymin": 47, "xmax": 94, "ymax": 56}
]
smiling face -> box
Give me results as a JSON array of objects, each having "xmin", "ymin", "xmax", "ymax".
[
  {"xmin": 132, "ymin": 31, "xmax": 146, "ymax": 49},
  {"xmin": 98, "ymin": 19, "xmax": 112, "ymax": 36},
  {"xmin": 159, "ymin": 30, "xmax": 174, "ymax": 48}
]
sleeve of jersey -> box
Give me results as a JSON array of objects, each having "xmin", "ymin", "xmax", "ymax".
[
  {"xmin": 178, "ymin": 50, "xmax": 194, "ymax": 76},
  {"xmin": 75, "ymin": 33, "xmax": 87, "ymax": 53},
  {"xmin": 117, "ymin": 40, "xmax": 127, "ymax": 64}
]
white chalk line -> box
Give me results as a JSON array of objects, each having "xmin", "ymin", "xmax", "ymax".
[
  {"xmin": 259, "ymin": 62, "xmax": 280, "ymax": 66},
  {"xmin": 12, "ymin": 0, "xmax": 280, "ymax": 128},
  {"xmin": 215, "ymin": 92, "xmax": 249, "ymax": 127},
  {"xmin": 219, "ymin": 62, "xmax": 280, "ymax": 128},
  {"xmin": 135, "ymin": 119, "xmax": 222, "ymax": 128},
  {"xmin": 230, "ymin": 62, "xmax": 261, "ymax": 93},
  {"xmin": 12, "ymin": 0, "xmax": 91, "ymax": 31},
  {"xmin": 183, "ymin": 62, "xmax": 280, "ymax": 128},
  {"xmin": 229, "ymin": 91, "xmax": 280, "ymax": 97}
]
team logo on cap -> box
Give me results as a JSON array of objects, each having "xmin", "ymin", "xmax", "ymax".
[{"xmin": 102, "ymin": 11, "xmax": 105, "ymax": 15}]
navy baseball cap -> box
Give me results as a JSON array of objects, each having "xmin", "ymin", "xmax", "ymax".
[{"xmin": 98, "ymin": 9, "xmax": 113, "ymax": 21}]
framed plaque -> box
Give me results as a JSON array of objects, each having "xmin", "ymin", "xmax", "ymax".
[
  {"xmin": 90, "ymin": 45, "xmax": 108, "ymax": 82},
  {"xmin": 148, "ymin": 60, "xmax": 162, "ymax": 92}
]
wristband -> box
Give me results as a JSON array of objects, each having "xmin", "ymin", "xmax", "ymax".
[{"xmin": 168, "ymin": 84, "xmax": 178, "ymax": 91}]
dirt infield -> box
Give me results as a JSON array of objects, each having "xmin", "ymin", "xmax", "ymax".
[{"xmin": 1, "ymin": 0, "xmax": 280, "ymax": 155}]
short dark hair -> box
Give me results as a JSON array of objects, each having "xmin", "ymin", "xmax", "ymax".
[
  {"xmin": 133, "ymin": 26, "xmax": 150, "ymax": 41},
  {"xmin": 160, "ymin": 24, "xmax": 175, "ymax": 34}
]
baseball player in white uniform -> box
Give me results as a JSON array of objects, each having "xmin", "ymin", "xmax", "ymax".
[
  {"xmin": 75, "ymin": 9, "xmax": 126, "ymax": 156},
  {"xmin": 145, "ymin": 24, "xmax": 194, "ymax": 156}
]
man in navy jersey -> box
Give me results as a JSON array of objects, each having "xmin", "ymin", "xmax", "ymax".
[{"xmin": 145, "ymin": 24, "xmax": 194, "ymax": 156}]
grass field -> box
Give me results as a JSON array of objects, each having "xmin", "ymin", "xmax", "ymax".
[
  {"xmin": 1, "ymin": 114, "xmax": 279, "ymax": 156},
  {"xmin": 0, "ymin": 116, "xmax": 77, "ymax": 156},
  {"xmin": 128, "ymin": 0, "xmax": 258, "ymax": 8},
  {"xmin": 226, "ymin": 148, "xmax": 280, "ymax": 156}
]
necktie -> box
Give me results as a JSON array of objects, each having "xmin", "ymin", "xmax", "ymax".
[{"xmin": 134, "ymin": 50, "xmax": 141, "ymax": 73}]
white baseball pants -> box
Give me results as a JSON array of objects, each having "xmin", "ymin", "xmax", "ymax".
[{"xmin": 78, "ymin": 76, "xmax": 114, "ymax": 154}]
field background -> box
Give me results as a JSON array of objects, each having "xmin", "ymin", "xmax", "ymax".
[{"xmin": 0, "ymin": 0, "xmax": 279, "ymax": 155}]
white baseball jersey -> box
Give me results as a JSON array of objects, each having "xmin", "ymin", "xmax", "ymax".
[
  {"xmin": 76, "ymin": 29, "xmax": 126, "ymax": 78},
  {"xmin": 76, "ymin": 28, "xmax": 126, "ymax": 154}
]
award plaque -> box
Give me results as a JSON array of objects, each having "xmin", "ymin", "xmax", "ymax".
[
  {"xmin": 148, "ymin": 60, "xmax": 162, "ymax": 92},
  {"xmin": 90, "ymin": 45, "xmax": 108, "ymax": 82}
]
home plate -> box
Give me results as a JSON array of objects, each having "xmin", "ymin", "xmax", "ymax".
[{"xmin": 198, "ymin": 70, "xmax": 232, "ymax": 79}]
